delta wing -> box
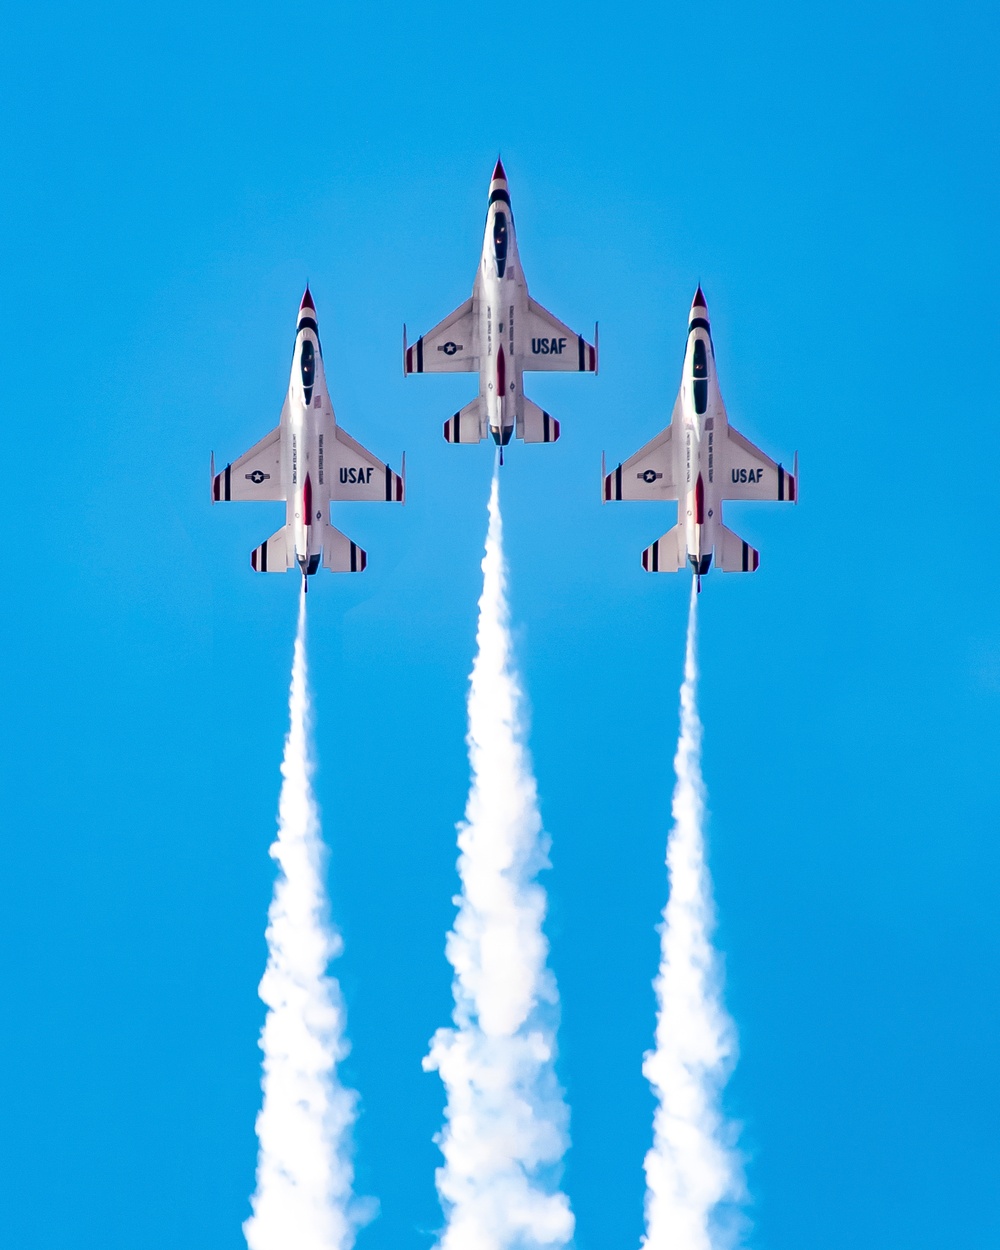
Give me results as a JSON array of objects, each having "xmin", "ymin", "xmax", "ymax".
[
  {"xmin": 523, "ymin": 297, "xmax": 597, "ymax": 372},
  {"xmin": 404, "ymin": 299, "xmax": 478, "ymax": 373},
  {"xmin": 330, "ymin": 425, "xmax": 405, "ymax": 502},
  {"xmin": 213, "ymin": 422, "xmax": 284, "ymax": 502},
  {"xmin": 722, "ymin": 426, "xmax": 797, "ymax": 502}
]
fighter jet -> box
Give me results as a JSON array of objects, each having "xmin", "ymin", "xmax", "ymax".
[
  {"xmin": 211, "ymin": 288, "xmax": 404, "ymax": 589},
  {"xmin": 603, "ymin": 287, "xmax": 796, "ymax": 590},
  {"xmin": 403, "ymin": 159, "xmax": 597, "ymax": 461}
]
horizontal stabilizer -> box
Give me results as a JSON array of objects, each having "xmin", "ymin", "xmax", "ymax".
[
  {"xmin": 518, "ymin": 397, "xmax": 560, "ymax": 444},
  {"xmin": 444, "ymin": 396, "xmax": 488, "ymax": 444},
  {"xmin": 322, "ymin": 523, "xmax": 367, "ymax": 573},
  {"xmin": 641, "ymin": 525, "xmax": 685, "ymax": 573},
  {"xmin": 250, "ymin": 526, "xmax": 294, "ymax": 574},
  {"xmin": 715, "ymin": 524, "xmax": 760, "ymax": 573}
]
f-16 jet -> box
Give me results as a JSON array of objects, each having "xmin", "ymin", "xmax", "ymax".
[
  {"xmin": 404, "ymin": 159, "xmax": 597, "ymax": 461},
  {"xmin": 212, "ymin": 288, "xmax": 404, "ymax": 589},
  {"xmin": 603, "ymin": 287, "xmax": 796, "ymax": 590}
]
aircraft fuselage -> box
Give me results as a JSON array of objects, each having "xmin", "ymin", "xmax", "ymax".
[
  {"xmin": 475, "ymin": 186, "xmax": 527, "ymax": 446},
  {"xmin": 282, "ymin": 313, "xmax": 332, "ymax": 578}
]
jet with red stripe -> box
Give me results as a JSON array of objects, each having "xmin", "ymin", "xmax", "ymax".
[
  {"xmin": 602, "ymin": 287, "xmax": 796, "ymax": 590},
  {"xmin": 403, "ymin": 159, "xmax": 597, "ymax": 461},
  {"xmin": 211, "ymin": 287, "xmax": 404, "ymax": 590}
]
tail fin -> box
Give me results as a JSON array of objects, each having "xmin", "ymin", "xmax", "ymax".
[
  {"xmin": 250, "ymin": 526, "xmax": 294, "ymax": 573},
  {"xmin": 641, "ymin": 524, "xmax": 685, "ymax": 573},
  {"xmin": 715, "ymin": 524, "xmax": 760, "ymax": 573},
  {"xmin": 322, "ymin": 523, "xmax": 367, "ymax": 573},
  {"xmin": 517, "ymin": 397, "xmax": 560, "ymax": 444},
  {"xmin": 444, "ymin": 396, "xmax": 487, "ymax": 444}
]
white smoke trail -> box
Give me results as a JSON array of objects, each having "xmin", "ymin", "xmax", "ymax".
[
  {"xmin": 245, "ymin": 589, "xmax": 362, "ymax": 1250},
  {"xmin": 424, "ymin": 466, "xmax": 573, "ymax": 1250},
  {"xmin": 642, "ymin": 583, "xmax": 746, "ymax": 1250}
]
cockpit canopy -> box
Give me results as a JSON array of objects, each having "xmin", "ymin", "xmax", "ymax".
[
  {"xmin": 301, "ymin": 338, "xmax": 316, "ymax": 404},
  {"xmin": 493, "ymin": 212, "xmax": 508, "ymax": 277},
  {"xmin": 692, "ymin": 338, "xmax": 708, "ymax": 414}
]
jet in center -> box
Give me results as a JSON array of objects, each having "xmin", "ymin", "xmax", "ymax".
[{"xmin": 404, "ymin": 159, "xmax": 597, "ymax": 460}]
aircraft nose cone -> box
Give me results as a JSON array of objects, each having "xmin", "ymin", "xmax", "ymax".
[
  {"xmin": 692, "ymin": 285, "xmax": 707, "ymax": 310},
  {"xmin": 300, "ymin": 285, "xmax": 315, "ymax": 312},
  {"xmin": 492, "ymin": 157, "xmax": 506, "ymax": 183}
]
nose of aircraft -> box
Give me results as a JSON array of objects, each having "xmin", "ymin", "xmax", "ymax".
[
  {"xmin": 491, "ymin": 157, "xmax": 507, "ymax": 184},
  {"xmin": 300, "ymin": 285, "xmax": 315, "ymax": 312},
  {"xmin": 691, "ymin": 285, "xmax": 707, "ymax": 312}
]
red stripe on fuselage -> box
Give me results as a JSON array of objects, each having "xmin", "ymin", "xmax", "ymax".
[
  {"xmin": 695, "ymin": 473, "xmax": 705, "ymax": 524},
  {"xmin": 303, "ymin": 473, "xmax": 313, "ymax": 525},
  {"xmin": 497, "ymin": 345, "xmax": 506, "ymax": 399}
]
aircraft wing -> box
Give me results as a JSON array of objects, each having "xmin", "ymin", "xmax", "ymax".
[
  {"xmin": 523, "ymin": 296, "xmax": 597, "ymax": 372},
  {"xmin": 604, "ymin": 398, "xmax": 681, "ymax": 501},
  {"xmin": 722, "ymin": 425, "xmax": 797, "ymax": 502},
  {"xmin": 213, "ymin": 424, "xmax": 284, "ymax": 502},
  {"xmin": 329, "ymin": 425, "xmax": 405, "ymax": 502},
  {"xmin": 404, "ymin": 299, "xmax": 478, "ymax": 373}
]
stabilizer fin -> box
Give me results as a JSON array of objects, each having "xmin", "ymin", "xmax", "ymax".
[
  {"xmin": 250, "ymin": 526, "xmax": 294, "ymax": 573},
  {"xmin": 444, "ymin": 395, "xmax": 488, "ymax": 444},
  {"xmin": 518, "ymin": 397, "xmax": 560, "ymax": 444},
  {"xmin": 641, "ymin": 525, "xmax": 685, "ymax": 573},
  {"xmin": 715, "ymin": 524, "xmax": 760, "ymax": 573},
  {"xmin": 322, "ymin": 523, "xmax": 367, "ymax": 573}
]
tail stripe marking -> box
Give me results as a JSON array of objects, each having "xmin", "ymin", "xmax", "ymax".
[
  {"xmin": 260, "ymin": 540, "xmax": 268, "ymax": 572},
  {"xmin": 416, "ymin": 337, "xmax": 423, "ymax": 373},
  {"xmin": 615, "ymin": 464, "xmax": 622, "ymax": 500},
  {"xmin": 224, "ymin": 464, "xmax": 231, "ymax": 501},
  {"xmin": 385, "ymin": 464, "xmax": 392, "ymax": 501},
  {"xmin": 577, "ymin": 336, "xmax": 585, "ymax": 371},
  {"xmin": 778, "ymin": 465, "xmax": 785, "ymax": 501}
]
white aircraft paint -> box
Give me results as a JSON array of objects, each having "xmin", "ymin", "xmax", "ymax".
[
  {"xmin": 212, "ymin": 288, "xmax": 404, "ymax": 588},
  {"xmin": 604, "ymin": 288, "xmax": 796, "ymax": 588},
  {"xmin": 404, "ymin": 160, "xmax": 597, "ymax": 456}
]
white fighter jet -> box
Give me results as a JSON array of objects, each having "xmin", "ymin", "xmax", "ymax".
[
  {"xmin": 403, "ymin": 159, "xmax": 597, "ymax": 461},
  {"xmin": 211, "ymin": 288, "xmax": 404, "ymax": 589},
  {"xmin": 603, "ymin": 287, "xmax": 796, "ymax": 590}
]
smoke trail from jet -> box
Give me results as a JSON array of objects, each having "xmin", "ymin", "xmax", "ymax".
[
  {"xmin": 244, "ymin": 589, "xmax": 362, "ymax": 1250},
  {"xmin": 642, "ymin": 584, "xmax": 746, "ymax": 1250},
  {"xmin": 424, "ymin": 466, "xmax": 573, "ymax": 1250}
]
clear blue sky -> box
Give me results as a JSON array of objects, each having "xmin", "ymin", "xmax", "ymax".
[{"xmin": 1, "ymin": 2, "xmax": 998, "ymax": 1247}]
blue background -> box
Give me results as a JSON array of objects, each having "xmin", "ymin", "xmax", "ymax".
[{"xmin": 1, "ymin": 1, "xmax": 997, "ymax": 1247}]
